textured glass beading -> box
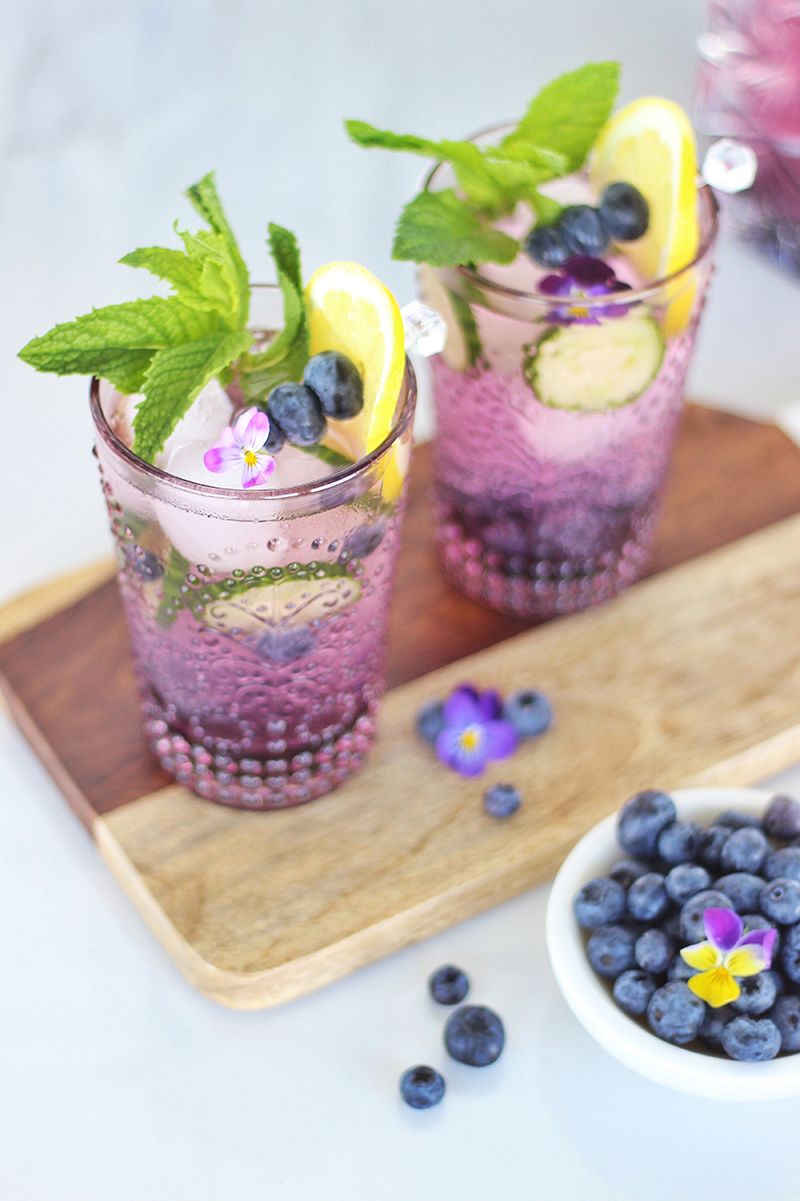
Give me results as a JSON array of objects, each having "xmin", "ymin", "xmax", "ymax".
[{"xmin": 91, "ymin": 303, "xmax": 415, "ymax": 810}]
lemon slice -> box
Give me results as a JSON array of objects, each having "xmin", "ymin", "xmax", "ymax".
[
  {"xmin": 590, "ymin": 98, "xmax": 699, "ymax": 335},
  {"xmin": 305, "ymin": 261, "xmax": 406, "ymax": 457}
]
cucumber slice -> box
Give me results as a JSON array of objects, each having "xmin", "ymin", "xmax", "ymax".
[
  {"xmin": 528, "ymin": 314, "xmax": 665, "ymax": 411},
  {"xmin": 417, "ymin": 265, "xmax": 481, "ymax": 370}
]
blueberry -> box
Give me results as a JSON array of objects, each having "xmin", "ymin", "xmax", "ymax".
[
  {"xmin": 343, "ymin": 522, "xmax": 386, "ymax": 560},
  {"xmin": 700, "ymin": 826, "xmax": 731, "ymax": 869},
  {"xmin": 501, "ymin": 690, "xmax": 552, "ymax": 738},
  {"xmin": 483, "ymin": 783, "xmax": 521, "ymax": 819},
  {"xmin": 730, "ymin": 971, "xmax": 777, "ymax": 1015},
  {"xmin": 524, "ymin": 223, "xmax": 571, "ymax": 268},
  {"xmin": 647, "ymin": 981, "xmax": 705, "ymax": 1045},
  {"xmin": 763, "ymin": 846, "xmax": 800, "ymax": 883},
  {"xmin": 558, "ymin": 206, "xmax": 610, "ymax": 257},
  {"xmin": 661, "ymin": 913, "xmax": 686, "ymax": 945},
  {"xmin": 635, "ymin": 928, "xmax": 674, "ymax": 974},
  {"xmin": 781, "ymin": 923, "xmax": 800, "ymax": 983},
  {"xmin": 719, "ymin": 826, "xmax": 768, "ymax": 874},
  {"xmin": 715, "ymin": 873, "xmax": 765, "ymax": 914},
  {"xmin": 613, "ymin": 969, "xmax": 657, "ymax": 1016},
  {"xmin": 444, "ymin": 1005, "xmax": 504, "ymax": 1066},
  {"xmin": 627, "ymin": 873, "xmax": 669, "ymax": 923},
  {"xmin": 254, "ymin": 626, "xmax": 316, "ymax": 664},
  {"xmin": 715, "ymin": 809, "xmax": 763, "ymax": 831},
  {"xmin": 721, "ymin": 1016, "xmax": 781, "ymax": 1061},
  {"xmin": 668, "ymin": 955, "xmax": 699, "ymax": 981},
  {"xmin": 586, "ymin": 924, "xmax": 637, "ymax": 978},
  {"xmin": 263, "ymin": 414, "xmax": 285, "ymax": 453},
  {"xmin": 416, "ymin": 700, "xmax": 445, "ymax": 745},
  {"xmin": 680, "ymin": 890, "xmax": 734, "ymax": 944},
  {"xmin": 665, "ymin": 863, "xmax": 711, "ymax": 906},
  {"xmin": 770, "ymin": 995, "xmax": 800, "ymax": 1052},
  {"xmin": 763, "ymin": 794, "xmax": 800, "ymax": 841},
  {"xmin": 266, "ymin": 382, "xmax": 327, "ymax": 446},
  {"xmin": 303, "ymin": 351, "xmax": 364, "ymax": 420},
  {"xmin": 429, "ymin": 965, "xmax": 470, "ymax": 1006},
  {"xmin": 126, "ymin": 546, "xmax": 163, "ymax": 581},
  {"xmin": 598, "ymin": 181, "xmax": 649, "ymax": 241},
  {"xmin": 574, "ymin": 877, "xmax": 626, "ymax": 928},
  {"xmin": 399, "ymin": 1065, "xmax": 445, "ymax": 1108},
  {"xmin": 657, "ymin": 821, "xmax": 702, "ymax": 866},
  {"xmin": 609, "ymin": 860, "xmax": 648, "ymax": 890},
  {"xmin": 760, "ymin": 877, "xmax": 800, "ymax": 925},
  {"xmin": 617, "ymin": 790, "xmax": 676, "ymax": 859},
  {"xmin": 764, "ymin": 968, "xmax": 785, "ymax": 999},
  {"xmin": 699, "ymin": 1004, "xmax": 734, "ymax": 1050}
]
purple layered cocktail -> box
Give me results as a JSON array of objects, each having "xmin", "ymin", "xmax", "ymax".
[
  {"xmin": 21, "ymin": 178, "xmax": 414, "ymax": 809},
  {"xmin": 348, "ymin": 65, "xmax": 718, "ymax": 618}
]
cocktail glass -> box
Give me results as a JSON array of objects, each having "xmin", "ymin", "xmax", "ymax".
[
  {"xmin": 90, "ymin": 286, "xmax": 416, "ymax": 810},
  {"xmin": 419, "ymin": 143, "xmax": 717, "ymax": 619},
  {"xmin": 697, "ymin": 0, "xmax": 800, "ymax": 275}
]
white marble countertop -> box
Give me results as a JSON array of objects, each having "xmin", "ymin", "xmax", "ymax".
[{"xmin": 3, "ymin": 2, "xmax": 800, "ymax": 1196}]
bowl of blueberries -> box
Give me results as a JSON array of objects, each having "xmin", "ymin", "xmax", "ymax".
[{"xmin": 546, "ymin": 786, "xmax": 800, "ymax": 1099}]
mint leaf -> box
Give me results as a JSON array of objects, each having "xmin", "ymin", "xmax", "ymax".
[
  {"xmin": 530, "ymin": 190, "xmax": 564, "ymax": 227},
  {"xmin": 119, "ymin": 247, "xmax": 213, "ymax": 310},
  {"xmin": 345, "ymin": 120, "xmax": 439, "ymax": 157},
  {"xmin": 392, "ymin": 190, "xmax": 518, "ymax": 267},
  {"xmin": 132, "ymin": 327, "xmax": 252, "ymax": 461},
  {"xmin": 18, "ymin": 296, "xmax": 224, "ymax": 376},
  {"xmin": 501, "ymin": 62, "xmax": 619, "ymax": 172},
  {"xmin": 237, "ymin": 224, "xmax": 310, "ymax": 403},
  {"xmin": 347, "ymin": 121, "xmax": 551, "ymax": 216},
  {"xmin": 185, "ymin": 172, "xmax": 250, "ymax": 319}
]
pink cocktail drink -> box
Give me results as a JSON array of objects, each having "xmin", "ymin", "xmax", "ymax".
[
  {"xmin": 91, "ymin": 362, "xmax": 415, "ymax": 810},
  {"xmin": 698, "ymin": 0, "xmax": 800, "ymax": 273},
  {"xmin": 421, "ymin": 183, "xmax": 717, "ymax": 619}
]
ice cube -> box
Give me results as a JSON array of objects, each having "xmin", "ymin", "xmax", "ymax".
[
  {"xmin": 702, "ymin": 139, "xmax": 758, "ymax": 194},
  {"xmin": 157, "ymin": 378, "xmax": 233, "ymax": 466},
  {"xmin": 401, "ymin": 301, "xmax": 447, "ymax": 357}
]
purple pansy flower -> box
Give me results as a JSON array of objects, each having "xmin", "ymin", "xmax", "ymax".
[
  {"xmin": 539, "ymin": 255, "xmax": 633, "ymax": 325},
  {"xmin": 435, "ymin": 684, "xmax": 518, "ymax": 777},
  {"xmin": 680, "ymin": 907, "xmax": 777, "ymax": 1008},
  {"xmin": 203, "ymin": 406, "xmax": 276, "ymax": 489}
]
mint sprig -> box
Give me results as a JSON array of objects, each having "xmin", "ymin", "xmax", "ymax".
[
  {"xmin": 346, "ymin": 61, "xmax": 619, "ymax": 268},
  {"xmin": 18, "ymin": 173, "xmax": 308, "ymax": 464}
]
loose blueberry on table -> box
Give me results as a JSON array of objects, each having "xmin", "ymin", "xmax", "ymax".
[
  {"xmin": 444, "ymin": 1005, "xmax": 505, "ymax": 1066},
  {"xmin": 573, "ymin": 788, "xmax": 800, "ymax": 1060},
  {"xmin": 429, "ymin": 965, "xmax": 470, "ymax": 1005},
  {"xmin": 399, "ymin": 1065, "xmax": 446, "ymax": 1109}
]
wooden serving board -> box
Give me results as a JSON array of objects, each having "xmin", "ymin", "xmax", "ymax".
[{"xmin": 4, "ymin": 406, "xmax": 800, "ymax": 1009}]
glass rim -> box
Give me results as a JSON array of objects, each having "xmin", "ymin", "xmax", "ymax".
[
  {"xmin": 89, "ymin": 346, "xmax": 416, "ymax": 503},
  {"xmin": 423, "ymin": 121, "xmax": 719, "ymax": 309}
]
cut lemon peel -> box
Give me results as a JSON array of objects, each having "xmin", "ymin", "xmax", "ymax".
[{"xmin": 589, "ymin": 97, "xmax": 700, "ymax": 335}]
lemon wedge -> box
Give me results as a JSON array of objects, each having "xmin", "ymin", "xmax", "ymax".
[
  {"xmin": 590, "ymin": 98, "xmax": 699, "ymax": 335},
  {"xmin": 305, "ymin": 261, "xmax": 406, "ymax": 458}
]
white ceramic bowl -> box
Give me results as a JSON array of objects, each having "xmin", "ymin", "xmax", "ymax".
[{"xmin": 546, "ymin": 786, "xmax": 800, "ymax": 1100}]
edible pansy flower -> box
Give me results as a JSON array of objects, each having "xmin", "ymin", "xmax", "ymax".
[
  {"xmin": 538, "ymin": 255, "xmax": 633, "ymax": 325},
  {"xmin": 680, "ymin": 908, "xmax": 777, "ymax": 1008},
  {"xmin": 435, "ymin": 684, "xmax": 518, "ymax": 777},
  {"xmin": 203, "ymin": 406, "xmax": 276, "ymax": 489}
]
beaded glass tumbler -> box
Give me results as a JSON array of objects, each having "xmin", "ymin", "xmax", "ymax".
[
  {"xmin": 90, "ymin": 290, "xmax": 416, "ymax": 810},
  {"xmin": 420, "ymin": 147, "xmax": 717, "ymax": 619}
]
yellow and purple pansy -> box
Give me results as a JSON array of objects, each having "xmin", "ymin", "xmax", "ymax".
[
  {"xmin": 435, "ymin": 685, "xmax": 518, "ymax": 777},
  {"xmin": 680, "ymin": 907, "xmax": 777, "ymax": 1008}
]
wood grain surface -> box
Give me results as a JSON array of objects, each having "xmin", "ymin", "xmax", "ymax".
[{"xmin": 3, "ymin": 404, "xmax": 800, "ymax": 1008}]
